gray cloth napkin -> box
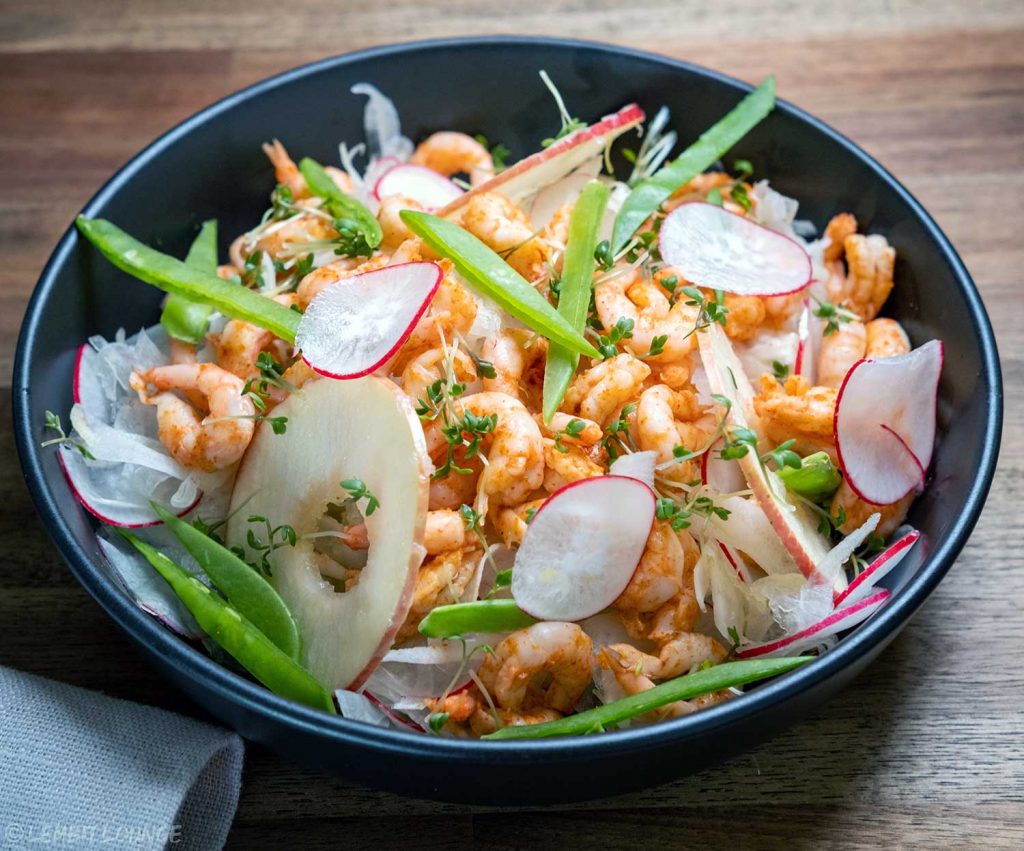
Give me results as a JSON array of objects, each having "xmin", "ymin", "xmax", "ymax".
[{"xmin": 0, "ymin": 667, "xmax": 243, "ymax": 850}]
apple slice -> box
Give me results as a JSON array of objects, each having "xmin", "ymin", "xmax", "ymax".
[
  {"xmin": 373, "ymin": 163, "xmax": 463, "ymax": 210},
  {"xmin": 296, "ymin": 261, "xmax": 442, "ymax": 380},
  {"xmin": 436, "ymin": 104, "xmax": 644, "ymax": 217},
  {"xmin": 697, "ymin": 323, "xmax": 837, "ymax": 589},
  {"xmin": 834, "ymin": 340, "xmax": 943, "ymax": 505},
  {"xmin": 736, "ymin": 588, "xmax": 890, "ymax": 659},
  {"xmin": 608, "ymin": 450, "xmax": 657, "ymax": 489},
  {"xmin": 659, "ymin": 202, "xmax": 812, "ymax": 296},
  {"xmin": 527, "ymin": 156, "xmax": 603, "ymax": 229},
  {"xmin": 834, "ymin": 529, "xmax": 920, "ymax": 607},
  {"xmin": 227, "ymin": 376, "xmax": 430, "ymax": 690},
  {"xmin": 511, "ymin": 475, "xmax": 655, "ymax": 621}
]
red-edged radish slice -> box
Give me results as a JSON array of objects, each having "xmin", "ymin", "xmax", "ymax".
[
  {"xmin": 73, "ymin": 343, "xmax": 110, "ymax": 415},
  {"xmin": 58, "ymin": 449, "xmax": 200, "ymax": 528},
  {"xmin": 697, "ymin": 323, "xmax": 836, "ymax": 588},
  {"xmin": 364, "ymin": 692, "xmax": 423, "ymax": 732},
  {"xmin": 834, "ymin": 340, "xmax": 943, "ymax": 505},
  {"xmin": 834, "ymin": 529, "xmax": 920, "ymax": 607},
  {"xmin": 795, "ymin": 298, "xmax": 824, "ymax": 383},
  {"xmin": 297, "ymin": 261, "xmax": 442, "ymax": 380},
  {"xmin": 511, "ymin": 475, "xmax": 656, "ymax": 621},
  {"xmin": 437, "ymin": 104, "xmax": 645, "ymax": 217},
  {"xmin": 609, "ymin": 450, "xmax": 657, "ymax": 490},
  {"xmin": 718, "ymin": 541, "xmax": 758, "ymax": 584},
  {"xmin": 373, "ymin": 163, "xmax": 463, "ymax": 210},
  {"xmin": 659, "ymin": 202, "xmax": 813, "ymax": 296},
  {"xmin": 700, "ymin": 438, "xmax": 747, "ymax": 494},
  {"xmin": 737, "ymin": 588, "xmax": 890, "ymax": 659}
]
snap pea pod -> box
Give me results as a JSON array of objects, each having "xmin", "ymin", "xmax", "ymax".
[
  {"xmin": 119, "ymin": 530, "xmax": 335, "ymax": 713},
  {"xmin": 611, "ymin": 77, "xmax": 776, "ymax": 253},
  {"xmin": 418, "ymin": 599, "xmax": 536, "ymax": 639},
  {"xmin": 400, "ymin": 211, "xmax": 600, "ymax": 359},
  {"xmin": 152, "ymin": 503, "xmax": 300, "ymax": 661},
  {"xmin": 483, "ymin": 655, "xmax": 811, "ymax": 740},
  {"xmin": 541, "ymin": 180, "xmax": 610, "ymax": 422},
  {"xmin": 778, "ymin": 450, "xmax": 842, "ymax": 502},
  {"xmin": 298, "ymin": 157, "xmax": 382, "ymax": 249},
  {"xmin": 159, "ymin": 219, "xmax": 218, "ymax": 344},
  {"xmin": 75, "ymin": 216, "xmax": 301, "ymax": 343}
]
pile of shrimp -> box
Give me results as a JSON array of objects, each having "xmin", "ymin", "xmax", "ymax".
[{"xmin": 127, "ymin": 130, "xmax": 912, "ymax": 736}]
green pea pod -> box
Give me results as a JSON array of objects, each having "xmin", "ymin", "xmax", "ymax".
[
  {"xmin": 778, "ymin": 451, "xmax": 842, "ymax": 502},
  {"xmin": 400, "ymin": 211, "xmax": 600, "ymax": 359},
  {"xmin": 118, "ymin": 530, "xmax": 335, "ymax": 713},
  {"xmin": 76, "ymin": 217, "xmax": 301, "ymax": 343},
  {"xmin": 298, "ymin": 157, "xmax": 382, "ymax": 249},
  {"xmin": 418, "ymin": 599, "xmax": 536, "ymax": 639},
  {"xmin": 160, "ymin": 219, "xmax": 218, "ymax": 344},
  {"xmin": 542, "ymin": 180, "xmax": 610, "ymax": 422},
  {"xmin": 611, "ymin": 77, "xmax": 776, "ymax": 252},
  {"xmin": 484, "ymin": 656, "xmax": 811, "ymax": 740},
  {"xmin": 152, "ymin": 503, "xmax": 301, "ymax": 661}
]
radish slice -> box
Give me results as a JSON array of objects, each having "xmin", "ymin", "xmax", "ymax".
[
  {"xmin": 697, "ymin": 323, "xmax": 835, "ymax": 587},
  {"xmin": 609, "ymin": 450, "xmax": 657, "ymax": 490},
  {"xmin": 834, "ymin": 340, "xmax": 943, "ymax": 504},
  {"xmin": 834, "ymin": 529, "xmax": 920, "ymax": 607},
  {"xmin": 437, "ymin": 104, "xmax": 644, "ymax": 216},
  {"xmin": 373, "ymin": 163, "xmax": 463, "ymax": 210},
  {"xmin": 364, "ymin": 692, "xmax": 423, "ymax": 732},
  {"xmin": 73, "ymin": 344, "xmax": 109, "ymax": 416},
  {"xmin": 297, "ymin": 261, "xmax": 443, "ymax": 380},
  {"xmin": 511, "ymin": 475, "xmax": 656, "ymax": 621},
  {"xmin": 659, "ymin": 202, "xmax": 813, "ymax": 296},
  {"xmin": 736, "ymin": 588, "xmax": 890, "ymax": 658}
]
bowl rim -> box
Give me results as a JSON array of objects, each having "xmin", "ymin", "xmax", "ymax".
[{"xmin": 13, "ymin": 35, "xmax": 1003, "ymax": 760}]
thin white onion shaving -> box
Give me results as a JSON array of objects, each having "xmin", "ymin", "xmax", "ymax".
[
  {"xmin": 816, "ymin": 513, "xmax": 881, "ymax": 589},
  {"xmin": 350, "ymin": 83, "xmax": 414, "ymax": 162}
]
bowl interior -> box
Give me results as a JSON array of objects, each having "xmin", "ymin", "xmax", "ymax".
[{"xmin": 14, "ymin": 38, "xmax": 1001, "ymax": 768}]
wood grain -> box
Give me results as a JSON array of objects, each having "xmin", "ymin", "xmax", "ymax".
[{"xmin": 1, "ymin": 2, "xmax": 1021, "ymax": 847}]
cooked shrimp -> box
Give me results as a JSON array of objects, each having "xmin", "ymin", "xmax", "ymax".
[
  {"xmin": 410, "ymin": 131, "xmax": 494, "ymax": 186},
  {"xmin": 817, "ymin": 320, "xmax": 867, "ymax": 388},
  {"xmin": 461, "ymin": 192, "xmax": 552, "ymax": 281},
  {"xmin": 215, "ymin": 294, "xmax": 299, "ymax": 380},
  {"xmin": 542, "ymin": 438, "xmax": 604, "ymax": 493},
  {"xmin": 377, "ymin": 194, "xmax": 423, "ymax": 251},
  {"xmin": 647, "ymin": 358, "xmax": 693, "ymax": 390},
  {"xmin": 564, "ymin": 353, "xmax": 650, "ymax": 425},
  {"xmin": 593, "ymin": 268, "xmax": 699, "ymax": 363},
  {"xmin": 476, "ymin": 622, "xmax": 593, "ymax": 713},
  {"xmin": 722, "ymin": 294, "xmax": 767, "ymax": 342},
  {"xmin": 480, "ymin": 331, "xmax": 526, "ymax": 399},
  {"xmin": 539, "ymin": 413, "xmax": 603, "ymax": 446},
  {"xmin": 753, "ymin": 374, "xmax": 837, "ymax": 460},
  {"xmin": 397, "ymin": 548, "xmax": 478, "ymax": 642},
  {"xmin": 401, "ymin": 265, "xmax": 478, "ymax": 355},
  {"xmin": 865, "ymin": 317, "xmax": 910, "ymax": 358},
  {"xmin": 836, "ymin": 233, "xmax": 895, "ymax": 321},
  {"xmin": 636, "ymin": 384, "xmax": 710, "ymax": 478},
  {"xmin": 454, "ymin": 392, "xmax": 545, "ymax": 506},
  {"xmin": 130, "ymin": 363, "xmax": 255, "ymax": 471},
  {"xmin": 401, "ymin": 346, "xmax": 476, "ymax": 409},
  {"xmin": 262, "ymin": 139, "xmax": 352, "ymax": 198},
  {"xmin": 823, "ymin": 212, "xmax": 858, "ymax": 263},
  {"xmin": 468, "ymin": 703, "xmax": 563, "ymax": 737},
  {"xmin": 831, "ymin": 479, "xmax": 914, "ymax": 539},
  {"xmin": 613, "ymin": 521, "xmax": 685, "ymax": 614},
  {"xmin": 493, "ymin": 497, "xmax": 546, "ymax": 547}
]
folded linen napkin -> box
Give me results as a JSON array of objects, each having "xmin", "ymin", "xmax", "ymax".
[{"xmin": 0, "ymin": 667, "xmax": 243, "ymax": 850}]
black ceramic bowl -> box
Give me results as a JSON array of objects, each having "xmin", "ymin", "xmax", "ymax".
[{"xmin": 13, "ymin": 37, "xmax": 1002, "ymax": 805}]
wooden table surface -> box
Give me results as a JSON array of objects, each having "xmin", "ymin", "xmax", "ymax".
[{"xmin": 2, "ymin": 2, "xmax": 1021, "ymax": 847}]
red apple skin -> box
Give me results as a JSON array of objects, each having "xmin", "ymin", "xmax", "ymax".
[{"xmin": 435, "ymin": 104, "xmax": 645, "ymax": 218}]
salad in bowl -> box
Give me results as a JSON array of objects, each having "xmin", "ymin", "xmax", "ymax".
[{"xmin": 44, "ymin": 72, "xmax": 940, "ymax": 740}]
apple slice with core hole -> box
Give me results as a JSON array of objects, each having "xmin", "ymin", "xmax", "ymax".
[
  {"xmin": 297, "ymin": 261, "xmax": 442, "ymax": 380},
  {"xmin": 227, "ymin": 376, "xmax": 430, "ymax": 690},
  {"xmin": 373, "ymin": 163, "xmax": 463, "ymax": 210},
  {"xmin": 697, "ymin": 323, "xmax": 838, "ymax": 590},
  {"xmin": 659, "ymin": 202, "xmax": 812, "ymax": 296},
  {"xmin": 834, "ymin": 340, "xmax": 943, "ymax": 505},
  {"xmin": 512, "ymin": 475, "xmax": 655, "ymax": 621},
  {"xmin": 436, "ymin": 104, "xmax": 644, "ymax": 217},
  {"xmin": 834, "ymin": 529, "xmax": 920, "ymax": 607},
  {"xmin": 736, "ymin": 589, "xmax": 889, "ymax": 659}
]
